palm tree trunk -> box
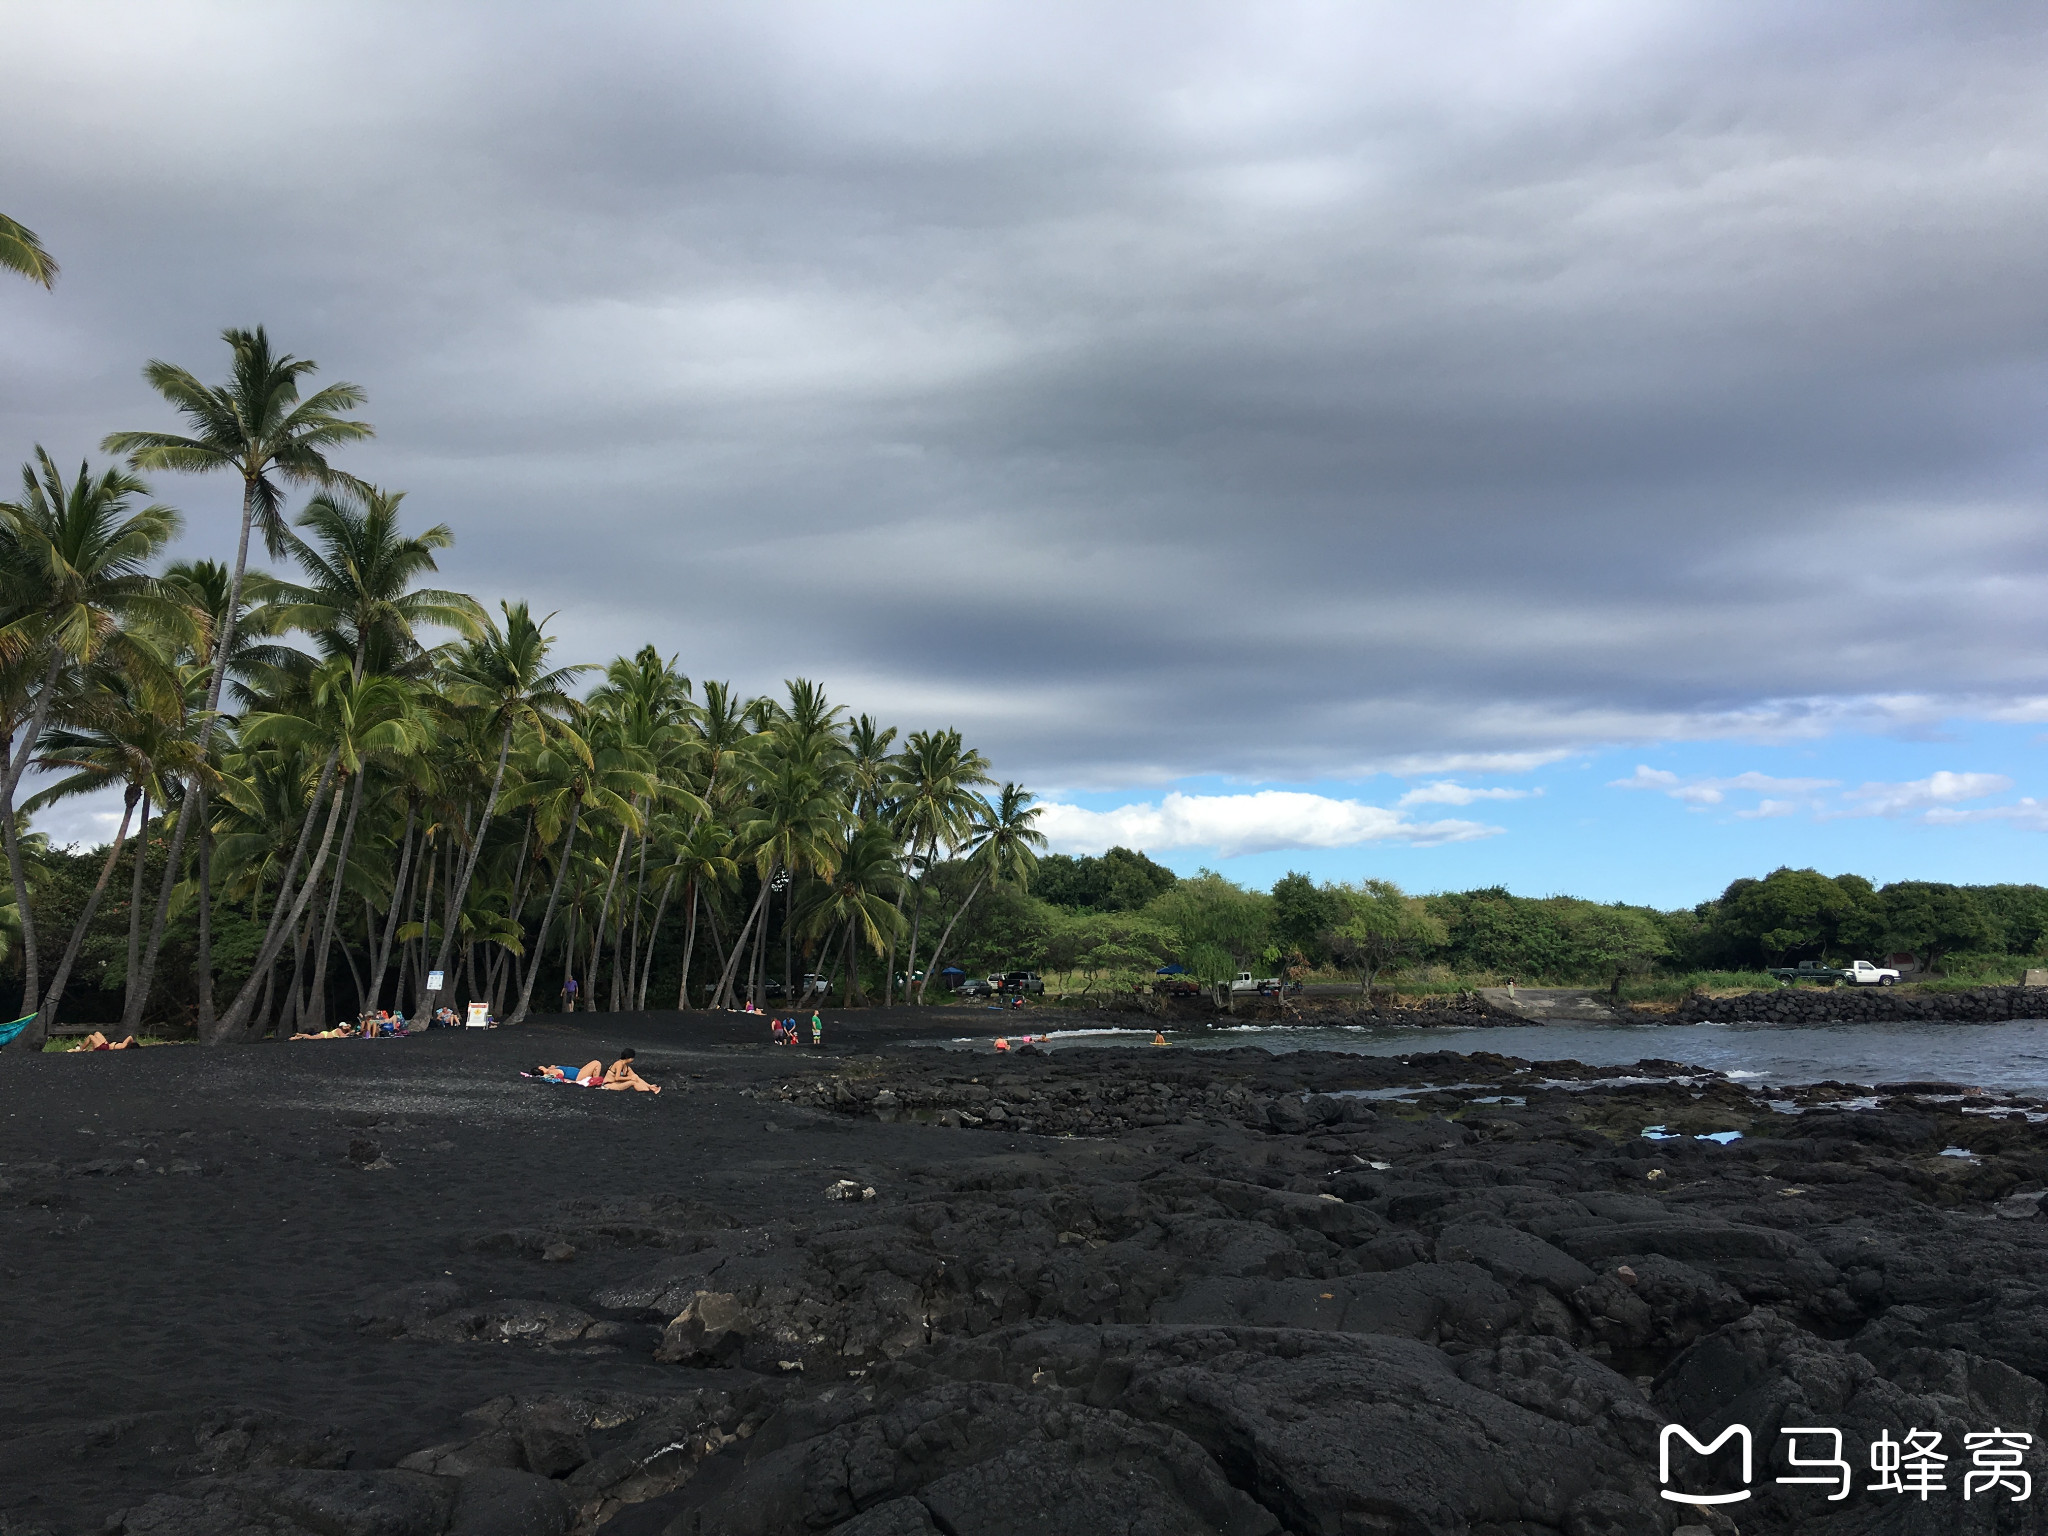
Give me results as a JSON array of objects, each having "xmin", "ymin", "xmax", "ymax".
[
  {"xmin": 283, "ymin": 910, "xmax": 313, "ymax": 1037},
  {"xmin": 32, "ymin": 788, "xmax": 140, "ymax": 1040},
  {"xmin": 196, "ymin": 797, "xmax": 213, "ymax": 1031},
  {"xmin": 412, "ymin": 831, "xmax": 438, "ymax": 1012},
  {"xmin": 586, "ymin": 822, "xmax": 631, "ymax": 1013},
  {"xmin": 121, "ymin": 791, "xmax": 152, "ymax": 1019},
  {"xmin": 674, "ymin": 880, "xmax": 700, "ymax": 1009},
  {"xmin": 0, "ymin": 649, "xmax": 69, "ymax": 829},
  {"xmin": 638, "ymin": 873, "xmax": 674, "ymax": 1009},
  {"xmin": 213, "ymin": 749, "xmax": 345, "ymax": 1041},
  {"xmin": 4, "ymin": 774, "xmax": 42, "ymax": 1017},
  {"xmin": 843, "ymin": 913, "xmax": 862, "ymax": 1005},
  {"xmin": 432, "ymin": 722, "xmax": 512, "ymax": 981},
  {"xmin": 131, "ymin": 476, "xmax": 257, "ymax": 1043},
  {"xmin": 367, "ymin": 796, "xmax": 418, "ymax": 1010},
  {"xmin": 510, "ymin": 800, "xmax": 582, "ymax": 1025},
  {"xmin": 303, "ymin": 769, "xmax": 367, "ymax": 1032},
  {"xmin": 711, "ymin": 880, "xmax": 773, "ymax": 1009},
  {"xmin": 916, "ymin": 871, "xmax": 988, "ymax": 1004},
  {"xmin": 901, "ymin": 837, "xmax": 937, "ymax": 1005},
  {"xmin": 623, "ymin": 804, "xmax": 648, "ymax": 1008}
]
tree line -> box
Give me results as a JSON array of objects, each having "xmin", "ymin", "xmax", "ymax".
[
  {"xmin": 911, "ymin": 849, "xmax": 2048, "ymax": 995},
  {"xmin": 0, "ymin": 323, "xmax": 1047, "ymax": 1046}
]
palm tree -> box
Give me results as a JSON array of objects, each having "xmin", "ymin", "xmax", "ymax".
[
  {"xmin": 0, "ymin": 213, "xmax": 57, "ymax": 287},
  {"xmin": 104, "ymin": 329, "xmax": 370, "ymax": 1039},
  {"xmin": 434, "ymin": 602, "xmax": 586, "ymax": 1001},
  {"xmin": 500, "ymin": 728, "xmax": 645, "ymax": 1023},
  {"xmin": 212, "ymin": 662, "xmax": 419, "ymax": 1038},
  {"xmin": 585, "ymin": 649, "xmax": 699, "ymax": 1010},
  {"xmin": 885, "ymin": 729, "xmax": 992, "ymax": 1004},
  {"xmin": 103, "ymin": 328, "xmax": 371, "ymax": 738},
  {"xmin": 249, "ymin": 484, "xmax": 484, "ymax": 678},
  {"xmin": 711, "ymin": 752, "xmax": 846, "ymax": 1009},
  {"xmin": 796, "ymin": 818, "xmax": 905, "ymax": 1005},
  {"xmin": 916, "ymin": 783, "xmax": 1045, "ymax": 1002},
  {"xmin": 24, "ymin": 662, "xmax": 203, "ymax": 1034},
  {"xmin": 650, "ymin": 815, "xmax": 737, "ymax": 1008},
  {"xmin": 241, "ymin": 664, "xmax": 425, "ymax": 1030},
  {"xmin": 846, "ymin": 715, "xmax": 898, "ymax": 821},
  {"xmin": 0, "ymin": 452, "xmax": 185, "ymax": 1047}
]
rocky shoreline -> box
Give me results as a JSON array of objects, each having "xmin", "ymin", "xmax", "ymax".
[
  {"xmin": 7, "ymin": 1014, "xmax": 2048, "ymax": 1535},
  {"xmin": 1674, "ymin": 983, "xmax": 2048, "ymax": 1027}
]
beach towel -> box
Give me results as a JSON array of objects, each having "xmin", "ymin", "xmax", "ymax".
[{"xmin": 0, "ymin": 1014, "xmax": 32, "ymax": 1049}]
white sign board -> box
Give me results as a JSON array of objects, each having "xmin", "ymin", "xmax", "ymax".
[
  {"xmin": 426, "ymin": 970, "xmax": 445, "ymax": 991},
  {"xmin": 466, "ymin": 1001, "xmax": 489, "ymax": 1028}
]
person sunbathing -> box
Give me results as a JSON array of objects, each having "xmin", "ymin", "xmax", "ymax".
[
  {"xmin": 73, "ymin": 1031, "xmax": 138, "ymax": 1051},
  {"xmin": 532, "ymin": 1061, "xmax": 605, "ymax": 1084},
  {"xmin": 601, "ymin": 1048, "xmax": 660, "ymax": 1093},
  {"xmin": 292, "ymin": 1023, "xmax": 355, "ymax": 1040}
]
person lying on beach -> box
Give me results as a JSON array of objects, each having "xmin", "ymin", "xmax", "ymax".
[
  {"xmin": 531, "ymin": 1061, "xmax": 606, "ymax": 1084},
  {"xmin": 291, "ymin": 1023, "xmax": 356, "ymax": 1040},
  {"xmin": 601, "ymin": 1048, "xmax": 661, "ymax": 1093},
  {"xmin": 72, "ymin": 1031, "xmax": 138, "ymax": 1051}
]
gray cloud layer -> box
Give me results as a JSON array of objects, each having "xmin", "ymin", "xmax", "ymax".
[{"xmin": 4, "ymin": 1, "xmax": 2045, "ymax": 792}]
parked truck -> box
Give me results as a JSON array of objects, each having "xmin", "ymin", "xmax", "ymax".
[
  {"xmin": 1230, "ymin": 972, "xmax": 1286, "ymax": 996},
  {"xmin": 1770, "ymin": 961, "xmax": 1846, "ymax": 984}
]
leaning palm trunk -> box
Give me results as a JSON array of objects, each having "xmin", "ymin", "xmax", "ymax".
[
  {"xmin": 585, "ymin": 822, "xmax": 631, "ymax": 1013},
  {"xmin": 211, "ymin": 749, "xmax": 344, "ymax": 1042},
  {"xmin": 302, "ymin": 770, "xmax": 367, "ymax": 1030},
  {"xmin": 916, "ymin": 871, "xmax": 988, "ymax": 1005},
  {"xmin": 710, "ymin": 879, "xmax": 774, "ymax": 1010},
  {"xmin": 195, "ymin": 800, "xmax": 213, "ymax": 1029},
  {"xmin": 638, "ymin": 873, "xmax": 675, "ymax": 1010},
  {"xmin": 121, "ymin": 792, "xmax": 152, "ymax": 1020},
  {"xmin": 431, "ymin": 722, "xmax": 513, "ymax": 987},
  {"xmin": 674, "ymin": 881, "xmax": 702, "ymax": 1009},
  {"xmin": 2, "ymin": 731, "xmax": 42, "ymax": 1017},
  {"xmin": 130, "ymin": 476, "xmax": 263, "ymax": 1039},
  {"xmin": 367, "ymin": 797, "xmax": 418, "ymax": 1010},
  {"xmin": 900, "ymin": 837, "xmax": 937, "ymax": 1004},
  {"xmin": 510, "ymin": 800, "xmax": 582, "ymax": 1025},
  {"xmin": 32, "ymin": 788, "xmax": 141, "ymax": 1042}
]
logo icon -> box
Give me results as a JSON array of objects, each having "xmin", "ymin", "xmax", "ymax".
[{"xmin": 1660, "ymin": 1424, "xmax": 1753, "ymax": 1505}]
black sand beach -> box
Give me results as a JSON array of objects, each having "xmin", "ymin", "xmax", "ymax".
[{"xmin": 7, "ymin": 1011, "xmax": 2048, "ymax": 1535}]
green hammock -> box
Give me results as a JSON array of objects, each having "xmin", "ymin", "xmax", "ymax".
[{"xmin": 0, "ymin": 1013, "xmax": 34, "ymax": 1049}]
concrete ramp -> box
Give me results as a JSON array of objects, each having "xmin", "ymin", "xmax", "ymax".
[{"xmin": 1476, "ymin": 987, "xmax": 1632, "ymax": 1024}]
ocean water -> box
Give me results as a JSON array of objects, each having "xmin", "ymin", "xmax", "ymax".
[{"xmin": 929, "ymin": 1018, "xmax": 2048, "ymax": 1094}]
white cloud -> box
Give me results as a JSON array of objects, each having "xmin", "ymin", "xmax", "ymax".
[
  {"xmin": 1733, "ymin": 798, "xmax": 1805, "ymax": 820},
  {"xmin": 1396, "ymin": 780, "xmax": 1538, "ymax": 807},
  {"xmin": 1608, "ymin": 766, "xmax": 1839, "ymax": 809},
  {"xmin": 1923, "ymin": 797, "xmax": 2048, "ymax": 831},
  {"xmin": 1839, "ymin": 771, "xmax": 2014, "ymax": 817},
  {"xmin": 1036, "ymin": 791, "xmax": 1501, "ymax": 858}
]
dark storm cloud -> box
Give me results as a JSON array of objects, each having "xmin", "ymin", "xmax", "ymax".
[{"xmin": 5, "ymin": 0, "xmax": 2047, "ymax": 794}]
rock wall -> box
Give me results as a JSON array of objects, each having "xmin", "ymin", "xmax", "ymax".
[{"xmin": 1674, "ymin": 983, "xmax": 2048, "ymax": 1026}]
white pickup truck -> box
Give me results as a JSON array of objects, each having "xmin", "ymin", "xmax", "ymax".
[
  {"xmin": 1229, "ymin": 972, "xmax": 1284, "ymax": 995},
  {"xmin": 1843, "ymin": 959, "xmax": 1901, "ymax": 986}
]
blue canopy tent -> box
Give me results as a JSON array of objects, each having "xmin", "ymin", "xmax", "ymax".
[{"xmin": 1155, "ymin": 964, "xmax": 1187, "ymax": 976}]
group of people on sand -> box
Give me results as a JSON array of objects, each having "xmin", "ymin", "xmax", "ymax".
[
  {"xmin": 528, "ymin": 1048, "xmax": 660, "ymax": 1092},
  {"xmin": 770, "ymin": 1011, "xmax": 824, "ymax": 1047},
  {"xmin": 291, "ymin": 1004, "xmax": 493, "ymax": 1041}
]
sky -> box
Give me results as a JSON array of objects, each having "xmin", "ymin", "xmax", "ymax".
[{"xmin": 3, "ymin": 1, "xmax": 2046, "ymax": 908}]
